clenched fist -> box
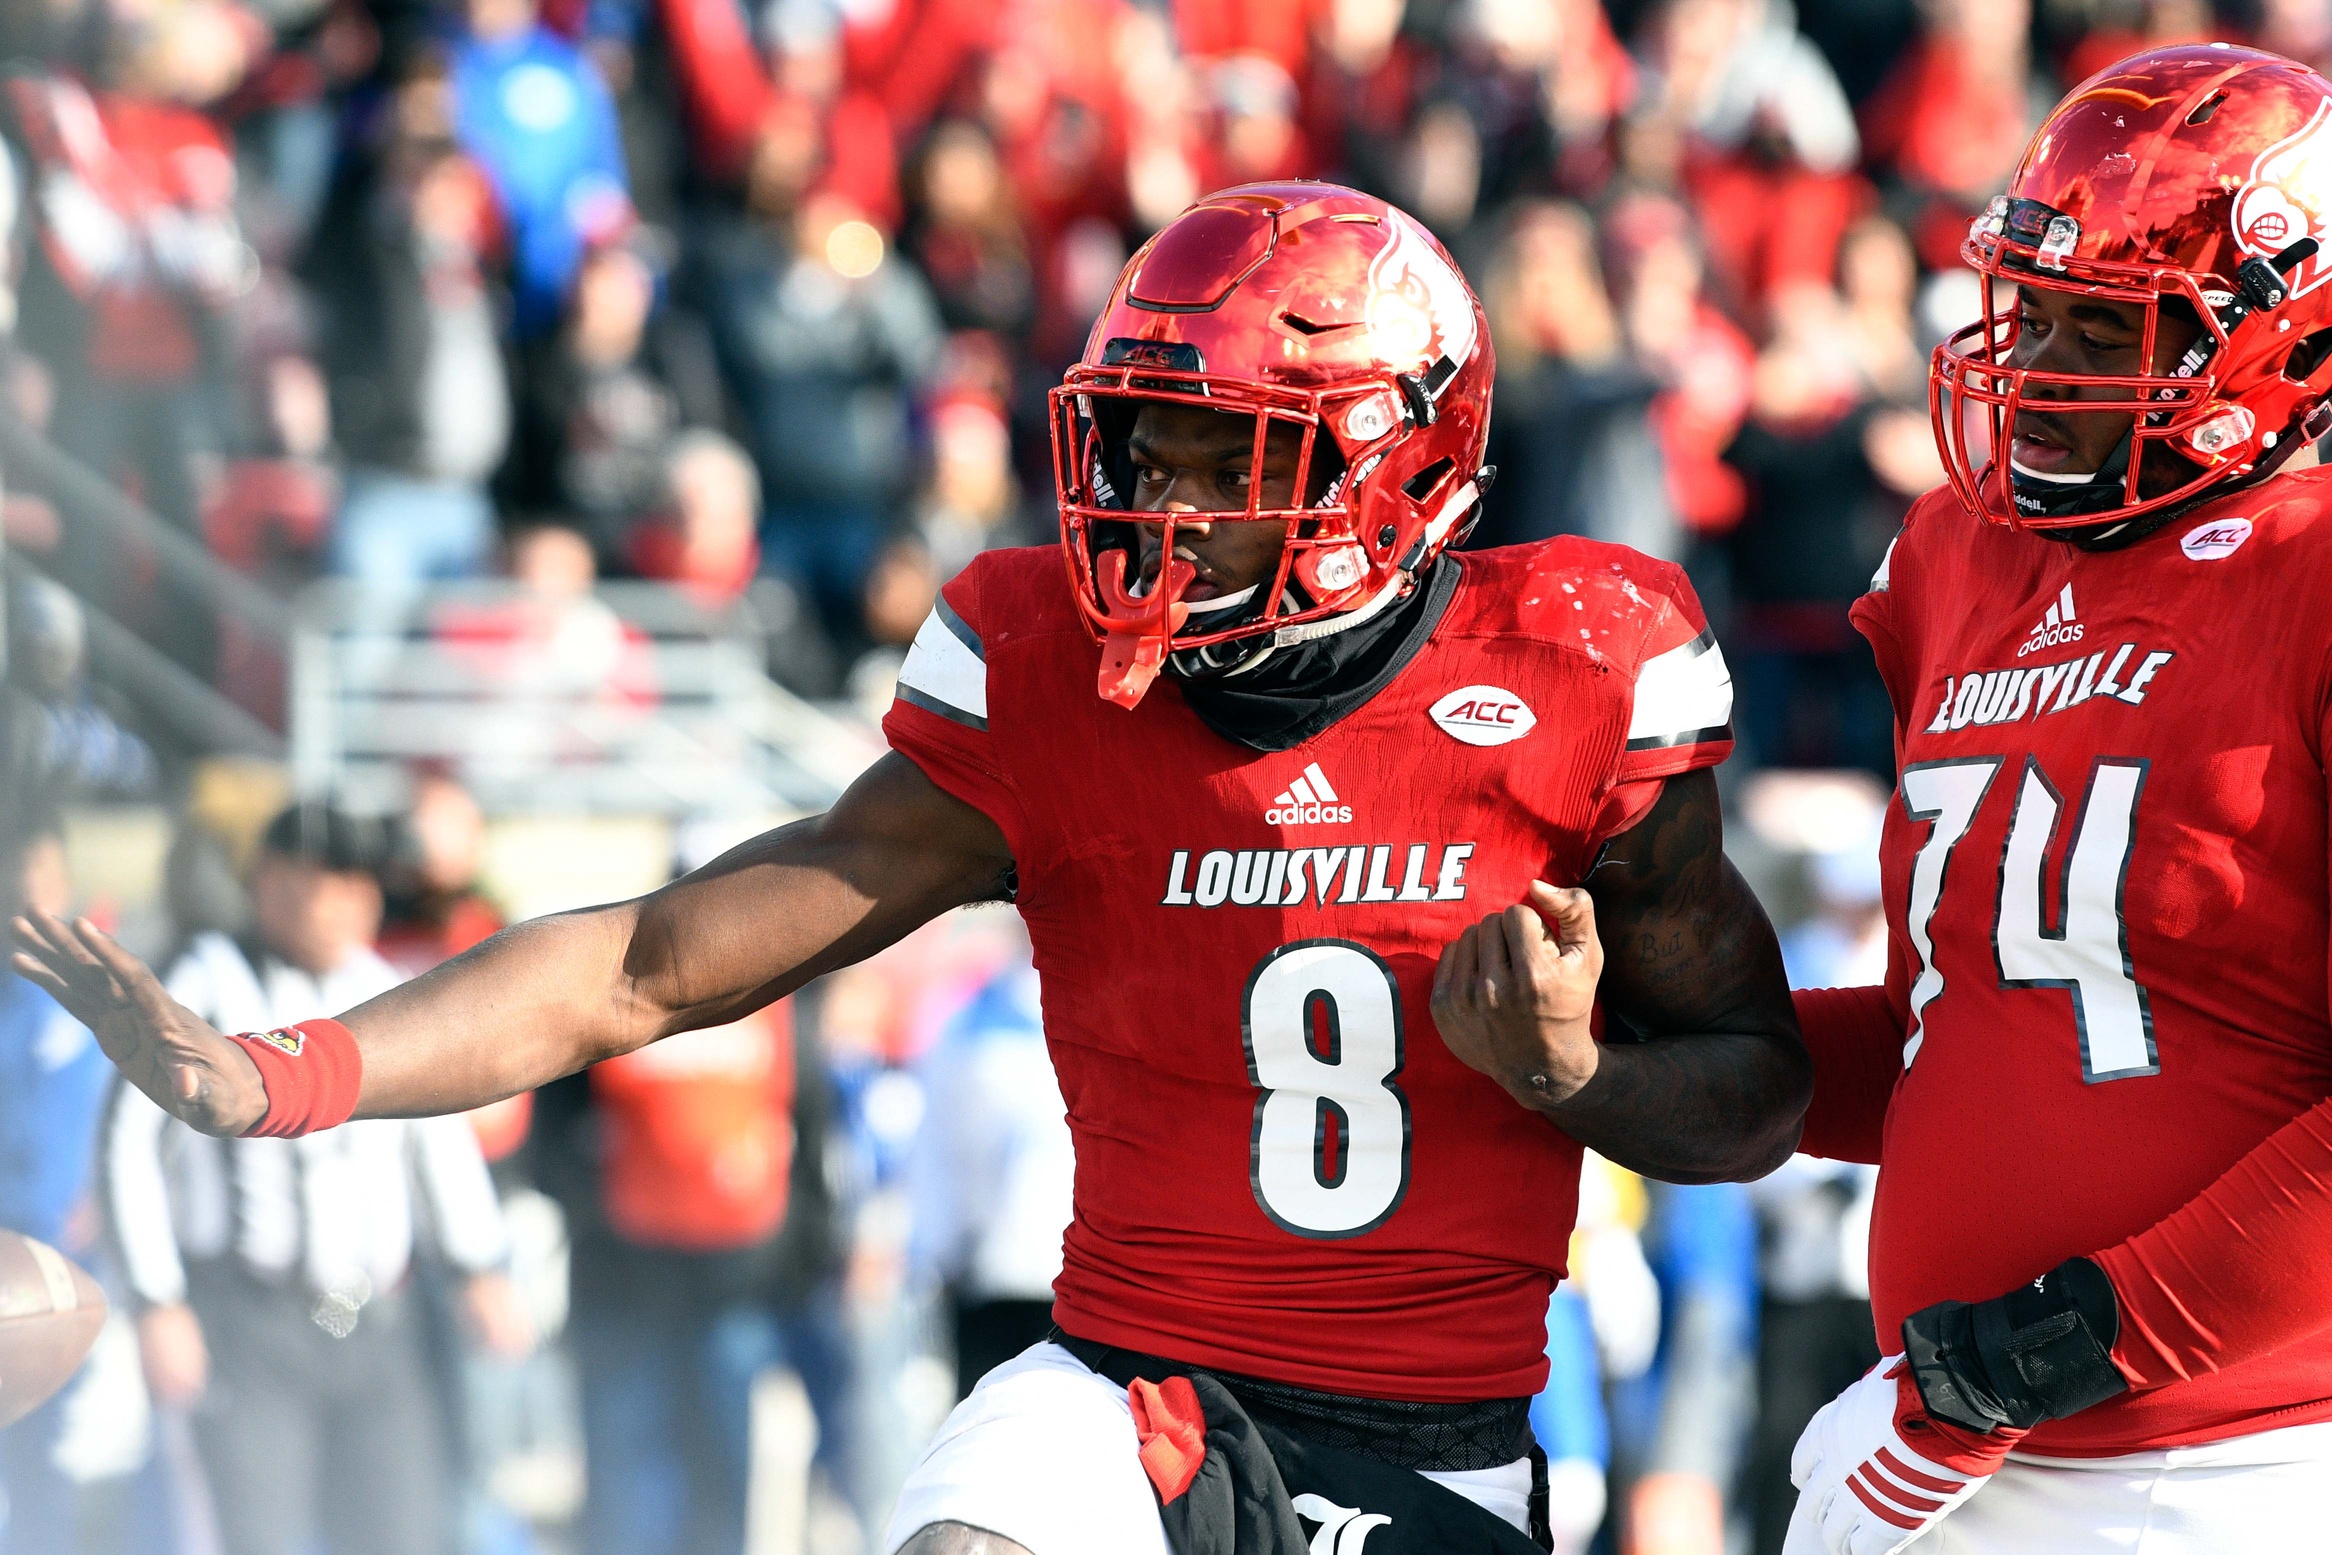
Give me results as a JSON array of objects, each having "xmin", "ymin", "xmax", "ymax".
[{"xmin": 1430, "ymin": 881, "xmax": 1603, "ymax": 1111}]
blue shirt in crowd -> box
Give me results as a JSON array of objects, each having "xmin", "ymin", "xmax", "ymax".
[
  {"xmin": 0, "ymin": 973, "xmax": 108, "ymax": 1248},
  {"xmin": 451, "ymin": 24, "xmax": 628, "ymax": 339}
]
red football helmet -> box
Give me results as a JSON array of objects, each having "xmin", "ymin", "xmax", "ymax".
[
  {"xmin": 1050, "ymin": 183, "xmax": 1495, "ymax": 706},
  {"xmin": 1933, "ymin": 44, "xmax": 2332, "ymax": 530}
]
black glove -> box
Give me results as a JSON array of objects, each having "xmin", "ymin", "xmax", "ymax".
[{"xmin": 1902, "ymin": 1256, "xmax": 2129, "ymax": 1434}]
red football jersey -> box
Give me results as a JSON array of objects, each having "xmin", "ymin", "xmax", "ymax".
[
  {"xmin": 883, "ymin": 541, "xmax": 1732, "ymax": 1401},
  {"xmin": 1856, "ymin": 470, "xmax": 2332, "ymax": 1454}
]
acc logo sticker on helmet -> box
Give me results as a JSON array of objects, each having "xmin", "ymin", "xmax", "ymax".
[
  {"xmin": 2180, "ymin": 515, "xmax": 2253, "ymax": 559},
  {"xmin": 1429, "ymin": 685, "xmax": 1536, "ymax": 747},
  {"xmin": 2233, "ymin": 99, "xmax": 2332, "ymax": 294}
]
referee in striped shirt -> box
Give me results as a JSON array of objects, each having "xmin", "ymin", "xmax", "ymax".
[{"xmin": 100, "ymin": 803, "xmax": 525, "ymax": 1555}]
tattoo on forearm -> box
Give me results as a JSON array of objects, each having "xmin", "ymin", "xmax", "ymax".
[
  {"xmin": 1590, "ymin": 770, "xmax": 1783, "ymax": 1032},
  {"xmin": 1558, "ymin": 770, "xmax": 1811, "ymax": 1182}
]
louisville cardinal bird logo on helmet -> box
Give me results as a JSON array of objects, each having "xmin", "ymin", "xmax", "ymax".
[
  {"xmin": 2233, "ymin": 99, "xmax": 2332, "ymax": 294},
  {"xmin": 1933, "ymin": 44, "xmax": 2332, "ymax": 530},
  {"xmin": 1364, "ymin": 211, "xmax": 1479, "ymax": 379},
  {"xmin": 1050, "ymin": 183, "xmax": 1494, "ymax": 707}
]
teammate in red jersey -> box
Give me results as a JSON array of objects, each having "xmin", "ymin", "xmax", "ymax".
[
  {"xmin": 1784, "ymin": 44, "xmax": 2332, "ymax": 1555},
  {"xmin": 14, "ymin": 185, "xmax": 1810, "ymax": 1552}
]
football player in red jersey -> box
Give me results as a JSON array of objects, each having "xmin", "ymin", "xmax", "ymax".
[
  {"xmin": 1784, "ymin": 44, "xmax": 2332, "ymax": 1555},
  {"xmin": 14, "ymin": 185, "xmax": 1812, "ymax": 1550}
]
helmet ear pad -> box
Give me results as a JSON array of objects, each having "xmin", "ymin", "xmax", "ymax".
[{"xmin": 1341, "ymin": 402, "xmax": 1483, "ymax": 573}]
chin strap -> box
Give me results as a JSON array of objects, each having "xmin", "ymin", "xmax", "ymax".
[
  {"xmin": 2009, "ymin": 431, "xmax": 2135, "ymax": 521},
  {"xmin": 1171, "ymin": 568, "xmax": 1418, "ymax": 686},
  {"xmin": 1164, "ymin": 578, "xmax": 1283, "ymax": 681},
  {"xmin": 1182, "ymin": 479, "xmax": 1482, "ymax": 680},
  {"xmin": 2038, "ymin": 399, "xmax": 2332, "ymax": 552},
  {"xmin": 1110, "ymin": 481, "xmax": 1483, "ymax": 701},
  {"xmin": 1265, "ymin": 569, "xmax": 1412, "ymax": 649}
]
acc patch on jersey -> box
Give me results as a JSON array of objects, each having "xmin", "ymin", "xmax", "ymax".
[
  {"xmin": 1428, "ymin": 685, "xmax": 1536, "ymax": 747},
  {"xmin": 2180, "ymin": 516, "xmax": 2252, "ymax": 560}
]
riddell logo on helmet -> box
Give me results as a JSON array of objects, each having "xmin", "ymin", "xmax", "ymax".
[
  {"xmin": 2233, "ymin": 99, "xmax": 2332, "ymax": 295},
  {"xmin": 2017, "ymin": 584, "xmax": 2083, "ymax": 657}
]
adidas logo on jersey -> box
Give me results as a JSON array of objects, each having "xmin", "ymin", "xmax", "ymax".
[
  {"xmin": 1265, "ymin": 762, "xmax": 1353, "ymax": 826},
  {"xmin": 2017, "ymin": 584, "xmax": 2084, "ymax": 658}
]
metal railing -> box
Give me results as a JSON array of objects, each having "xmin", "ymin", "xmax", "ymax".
[
  {"xmin": 2, "ymin": 414, "xmax": 881, "ymax": 811},
  {"xmin": 2, "ymin": 553, "xmax": 284, "ymax": 758},
  {"xmin": 0, "ymin": 413, "xmax": 288, "ymax": 647},
  {"xmin": 290, "ymin": 580, "xmax": 884, "ymax": 816},
  {"xmin": 1, "ymin": 413, "xmax": 297, "ymax": 757}
]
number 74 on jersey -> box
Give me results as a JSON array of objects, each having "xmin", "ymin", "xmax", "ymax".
[{"xmin": 1899, "ymin": 754, "xmax": 2156, "ymax": 1084}]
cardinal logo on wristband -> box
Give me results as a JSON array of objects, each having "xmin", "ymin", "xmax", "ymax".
[{"xmin": 235, "ymin": 1019, "xmax": 364, "ymax": 1139}]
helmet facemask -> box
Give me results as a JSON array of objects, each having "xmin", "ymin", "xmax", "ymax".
[
  {"xmin": 1052, "ymin": 359, "xmax": 1428, "ymax": 708},
  {"xmin": 1935, "ymin": 195, "xmax": 2332, "ymax": 532}
]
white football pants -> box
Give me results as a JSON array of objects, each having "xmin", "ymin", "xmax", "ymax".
[
  {"xmin": 1900, "ymin": 1418, "xmax": 2332, "ymax": 1554},
  {"xmin": 882, "ymin": 1341, "xmax": 1533, "ymax": 1555}
]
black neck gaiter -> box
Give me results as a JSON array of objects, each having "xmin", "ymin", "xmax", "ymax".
[{"xmin": 1170, "ymin": 556, "xmax": 1462, "ymax": 753}]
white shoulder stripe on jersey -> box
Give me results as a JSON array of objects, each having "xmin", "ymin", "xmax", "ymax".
[
  {"xmin": 898, "ymin": 599, "xmax": 988, "ymax": 730},
  {"xmin": 1627, "ymin": 626, "xmax": 1733, "ymax": 752}
]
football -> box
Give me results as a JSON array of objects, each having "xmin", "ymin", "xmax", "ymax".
[{"xmin": 0, "ymin": 1230, "xmax": 106, "ymax": 1429}]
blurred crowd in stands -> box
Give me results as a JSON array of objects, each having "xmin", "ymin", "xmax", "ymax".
[
  {"xmin": 16, "ymin": 0, "xmax": 2312, "ymax": 770},
  {"xmin": 0, "ymin": 0, "xmax": 2316, "ymax": 1549}
]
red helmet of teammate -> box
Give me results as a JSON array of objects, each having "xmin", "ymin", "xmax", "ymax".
[
  {"xmin": 1050, "ymin": 183, "xmax": 1494, "ymax": 706},
  {"xmin": 1934, "ymin": 44, "xmax": 2332, "ymax": 530}
]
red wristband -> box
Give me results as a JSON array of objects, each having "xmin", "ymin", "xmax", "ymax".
[{"xmin": 230, "ymin": 1018, "xmax": 364, "ymax": 1138}]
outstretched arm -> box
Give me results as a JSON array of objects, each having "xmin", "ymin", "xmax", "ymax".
[
  {"xmin": 1432, "ymin": 769, "xmax": 1810, "ymax": 1184},
  {"xmin": 14, "ymin": 752, "xmax": 1014, "ymax": 1136}
]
